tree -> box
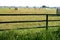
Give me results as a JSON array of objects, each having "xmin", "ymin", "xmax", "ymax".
[
  {"xmin": 42, "ymin": 5, "xmax": 47, "ymax": 8},
  {"xmin": 26, "ymin": 6, "xmax": 29, "ymax": 8}
]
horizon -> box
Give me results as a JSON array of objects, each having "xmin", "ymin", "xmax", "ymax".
[{"xmin": 0, "ymin": 0, "xmax": 60, "ymax": 7}]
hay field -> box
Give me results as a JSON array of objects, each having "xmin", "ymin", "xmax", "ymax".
[
  {"xmin": 0, "ymin": 8, "xmax": 60, "ymax": 40},
  {"xmin": 0, "ymin": 8, "xmax": 56, "ymax": 14},
  {"xmin": 0, "ymin": 8, "xmax": 60, "ymax": 29},
  {"xmin": 0, "ymin": 16, "xmax": 60, "ymax": 29}
]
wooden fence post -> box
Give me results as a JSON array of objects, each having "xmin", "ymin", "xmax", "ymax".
[{"xmin": 46, "ymin": 15, "xmax": 48, "ymax": 30}]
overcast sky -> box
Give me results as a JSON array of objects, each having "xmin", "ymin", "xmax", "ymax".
[{"xmin": 0, "ymin": 0, "xmax": 60, "ymax": 7}]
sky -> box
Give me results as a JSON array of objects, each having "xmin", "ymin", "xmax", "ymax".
[{"xmin": 0, "ymin": 0, "xmax": 60, "ymax": 7}]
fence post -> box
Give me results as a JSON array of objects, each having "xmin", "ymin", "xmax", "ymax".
[{"xmin": 46, "ymin": 14, "xmax": 48, "ymax": 30}]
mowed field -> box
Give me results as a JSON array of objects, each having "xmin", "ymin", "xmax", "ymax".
[
  {"xmin": 0, "ymin": 8, "xmax": 56, "ymax": 14},
  {"xmin": 0, "ymin": 8, "xmax": 60, "ymax": 29}
]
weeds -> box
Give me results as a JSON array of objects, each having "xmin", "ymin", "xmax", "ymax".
[{"xmin": 0, "ymin": 27, "xmax": 60, "ymax": 40}]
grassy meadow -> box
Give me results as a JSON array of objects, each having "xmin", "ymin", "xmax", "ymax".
[
  {"xmin": 0, "ymin": 7, "xmax": 60, "ymax": 40},
  {"xmin": 0, "ymin": 27, "xmax": 60, "ymax": 40}
]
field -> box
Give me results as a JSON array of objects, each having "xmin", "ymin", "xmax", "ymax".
[
  {"xmin": 0, "ymin": 8, "xmax": 60, "ymax": 40},
  {"xmin": 0, "ymin": 8, "xmax": 59, "ymax": 29},
  {"xmin": 0, "ymin": 16, "xmax": 60, "ymax": 29},
  {"xmin": 0, "ymin": 8, "xmax": 56, "ymax": 14}
]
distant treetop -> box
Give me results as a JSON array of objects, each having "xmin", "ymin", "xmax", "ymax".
[{"xmin": 42, "ymin": 5, "xmax": 49, "ymax": 8}]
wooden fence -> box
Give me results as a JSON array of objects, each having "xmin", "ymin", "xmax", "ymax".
[{"xmin": 0, "ymin": 14, "xmax": 60, "ymax": 31}]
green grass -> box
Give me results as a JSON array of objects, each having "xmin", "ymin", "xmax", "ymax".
[{"xmin": 0, "ymin": 27, "xmax": 60, "ymax": 40}]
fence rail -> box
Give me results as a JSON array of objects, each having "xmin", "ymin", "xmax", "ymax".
[
  {"xmin": 0, "ymin": 14, "xmax": 60, "ymax": 31},
  {"xmin": 0, "ymin": 14, "xmax": 60, "ymax": 16}
]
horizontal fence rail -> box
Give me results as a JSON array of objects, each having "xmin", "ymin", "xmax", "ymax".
[
  {"xmin": 0, "ymin": 14, "xmax": 60, "ymax": 31},
  {"xmin": 0, "ymin": 14, "xmax": 60, "ymax": 16},
  {"xmin": 0, "ymin": 20, "xmax": 60, "ymax": 23}
]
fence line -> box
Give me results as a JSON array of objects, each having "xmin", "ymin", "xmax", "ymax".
[{"xmin": 0, "ymin": 14, "xmax": 60, "ymax": 31}]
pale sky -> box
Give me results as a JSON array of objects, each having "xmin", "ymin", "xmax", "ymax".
[{"xmin": 0, "ymin": 0, "xmax": 60, "ymax": 7}]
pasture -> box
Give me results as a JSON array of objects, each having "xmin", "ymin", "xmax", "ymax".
[
  {"xmin": 0, "ymin": 8, "xmax": 56, "ymax": 14},
  {"xmin": 0, "ymin": 8, "xmax": 59, "ymax": 29},
  {"xmin": 0, "ymin": 8, "xmax": 60, "ymax": 40},
  {"xmin": 0, "ymin": 15, "xmax": 60, "ymax": 29}
]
